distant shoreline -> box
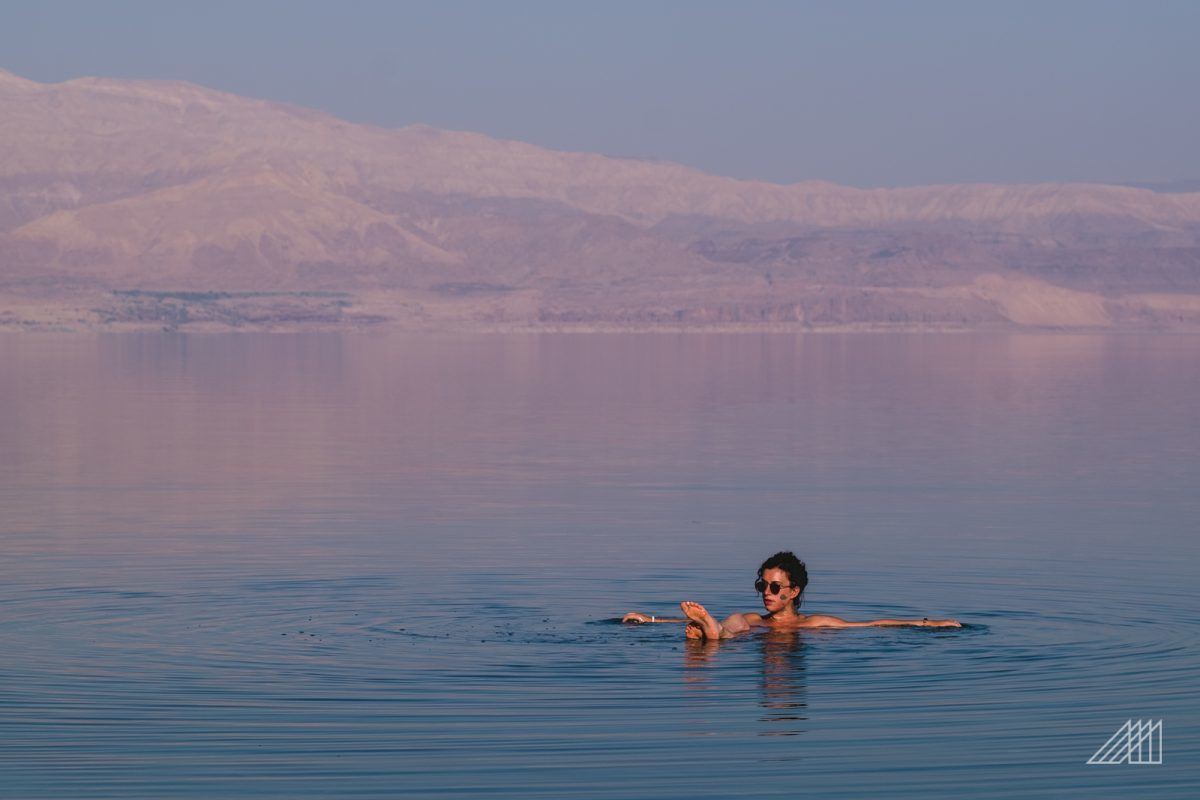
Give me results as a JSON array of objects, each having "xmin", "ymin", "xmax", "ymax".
[
  {"xmin": 5, "ymin": 318, "xmax": 1199, "ymax": 336},
  {"xmin": 4, "ymin": 286, "xmax": 1200, "ymax": 335}
]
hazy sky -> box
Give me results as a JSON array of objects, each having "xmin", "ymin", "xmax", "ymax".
[{"xmin": 2, "ymin": 0, "xmax": 1197, "ymax": 187}]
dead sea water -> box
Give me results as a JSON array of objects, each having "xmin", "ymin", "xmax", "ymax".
[{"xmin": 1, "ymin": 332, "xmax": 1197, "ymax": 798}]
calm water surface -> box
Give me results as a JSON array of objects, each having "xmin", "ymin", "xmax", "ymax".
[{"xmin": 1, "ymin": 333, "xmax": 1197, "ymax": 798}]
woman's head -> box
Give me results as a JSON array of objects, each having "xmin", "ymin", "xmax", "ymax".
[{"xmin": 756, "ymin": 551, "xmax": 808, "ymax": 612}]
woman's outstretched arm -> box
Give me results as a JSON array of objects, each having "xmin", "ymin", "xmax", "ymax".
[
  {"xmin": 622, "ymin": 612, "xmax": 687, "ymax": 624},
  {"xmin": 802, "ymin": 614, "xmax": 961, "ymax": 628}
]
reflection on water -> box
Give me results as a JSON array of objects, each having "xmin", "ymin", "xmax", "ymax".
[
  {"xmin": 4, "ymin": 332, "xmax": 1197, "ymax": 573},
  {"xmin": 683, "ymin": 630, "xmax": 809, "ymax": 738},
  {"xmin": 758, "ymin": 630, "xmax": 808, "ymax": 735},
  {"xmin": 1, "ymin": 332, "xmax": 1198, "ymax": 798}
]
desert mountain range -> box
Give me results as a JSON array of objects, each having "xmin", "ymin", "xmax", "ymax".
[{"xmin": 2, "ymin": 66, "xmax": 1199, "ymax": 331}]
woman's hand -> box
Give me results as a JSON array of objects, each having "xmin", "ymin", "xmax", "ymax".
[{"xmin": 622, "ymin": 612, "xmax": 652, "ymax": 624}]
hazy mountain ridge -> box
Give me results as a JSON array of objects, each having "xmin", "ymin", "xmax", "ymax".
[{"xmin": 2, "ymin": 67, "xmax": 1199, "ymax": 331}]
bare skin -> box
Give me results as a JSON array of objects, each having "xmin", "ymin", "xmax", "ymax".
[
  {"xmin": 680, "ymin": 600, "xmax": 722, "ymax": 640},
  {"xmin": 624, "ymin": 566, "xmax": 962, "ymax": 640},
  {"xmin": 621, "ymin": 612, "xmax": 686, "ymax": 624}
]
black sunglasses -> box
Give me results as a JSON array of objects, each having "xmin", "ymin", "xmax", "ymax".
[{"xmin": 754, "ymin": 579, "xmax": 792, "ymax": 595}]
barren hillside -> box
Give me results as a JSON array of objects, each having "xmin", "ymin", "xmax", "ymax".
[{"xmin": 2, "ymin": 67, "xmax": 1198, "ymax": 331}]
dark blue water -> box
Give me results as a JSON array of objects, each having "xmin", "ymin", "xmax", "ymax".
[{"xmin": 1, "ymin": 333, "xmax": 1197, "ymax": 797}]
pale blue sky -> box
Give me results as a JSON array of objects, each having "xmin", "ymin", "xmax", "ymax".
[{"xmin": 2, "ymin": 0, "xmax": 1197, "ymax": 187}]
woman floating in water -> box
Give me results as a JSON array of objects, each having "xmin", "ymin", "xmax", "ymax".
[{"xmin": 622, "ymin": 551, "xmax": 961, "ymax": 639}]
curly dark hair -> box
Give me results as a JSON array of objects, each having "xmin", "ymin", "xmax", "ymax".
[{"xmin": 757, "ymin": 551, "xmax": 808, "ymax": 608}]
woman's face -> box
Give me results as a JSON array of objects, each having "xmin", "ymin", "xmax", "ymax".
[{"xmin": 758, "ymin": 567, "xmax": 800, "ymax": 614}]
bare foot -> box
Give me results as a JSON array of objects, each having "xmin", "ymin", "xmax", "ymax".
[
  {"xmin": 680, "ymin": 601, "xmax": 722, "ymax": 640},
  {"xmin": 685, "ymin": 622, "xmax": 703, "ymax": 639}
]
